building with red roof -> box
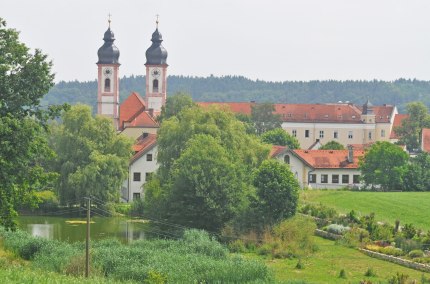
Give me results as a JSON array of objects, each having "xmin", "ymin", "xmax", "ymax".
[
  {"xmin": 272, "ymin": 147, "xmax": 364, "ymax": 189},
  {"xmin": 199, "ymin": 100, "xmax": 398, "ymax": 149}
]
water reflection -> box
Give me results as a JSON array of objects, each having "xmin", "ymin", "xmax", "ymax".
[{"xmin": 18, "ymin": 216, "xmax": 150, "ymax": 243}]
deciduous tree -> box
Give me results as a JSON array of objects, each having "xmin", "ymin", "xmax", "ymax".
[
  {"xmin": 49, "ymin": 105, "xmax": 133, "ymax": 204},
  {"xmin": 319, "ymin": 140, "xmax": 345, "ymax": 150},
  {"xmin": 261, "ymin": 128, "xmax": 300, "ymax": 149},
  {"xmin": 0, "ymin": 18, "xmax": 66, "ymax": 230},
  {"xmin": 251, "ymin": 103, "xmax": 282, "ymax": 135},
  {"xmin": 359, "ymin": 142, "xmax": 409, "ymax": 191}
]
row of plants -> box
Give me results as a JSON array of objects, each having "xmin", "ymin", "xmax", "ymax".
[
  {"xmin": 0, "ymin": 227, "xmax": 271, "ymax": 283},
  {"xmin": 300, "ymin": 203, "xmax": 430, "ymax": 264}
]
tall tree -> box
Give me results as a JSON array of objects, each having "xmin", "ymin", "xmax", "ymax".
[
  {"xmin": 261, "ymin": 128, "xmax": 300, "ymax": 149},
  {"xmin": 156, "ymin": 92, "xmax": 195, "ymax": 123},
  {"xmin": 145, "ymin": 106, "xmax": 269, "ymax": 231},
  {"xmin": 402, "ymin": 152, "xmax": 430, "ymax": 191},
  {"xmin": 359, "ymin": 142, "xmax": 409, "ymax": 191},
  {"xmin": 49, "ymin": 105, "xmax": 133, "ymax": 204},
  {"xmin": 0, "ymin": 18, "xmax": 66, "ymax": 230},
  {"xmin": 395, "ymin": 102, "xmax": 430, "ymax": 151},
  {"xmin": 251, "ymin": 103, "xmax": 282, "ymax": 135},
  {"xmin": 253, "ymin": 160, "xmax": 300, "ymax": 226},
  {"xmin": 167, "ymin": 135, "xmax": 249, "ymax": 231}
]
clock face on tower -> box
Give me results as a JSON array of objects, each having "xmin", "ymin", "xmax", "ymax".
[
  {"xmin": 151, "ymin": 68, "xmax": 160, "ymax": 78},
  {"xmin": 104, "ymin": 68, "xmax": 113, "ymax": 76}
]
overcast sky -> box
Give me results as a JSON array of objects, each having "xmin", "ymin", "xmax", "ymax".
[{"xmin": 3, "ymin": 0, "xmax": 430, "ymax": 82}]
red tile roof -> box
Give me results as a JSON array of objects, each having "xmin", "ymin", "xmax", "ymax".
[
  {"xmin": 292, "ymin": 149, "xmax": 365, "ymax": 169},
  {"xmin": 124, "ymin": 110, "xmax": 159, "ymax": 128},
  {"xmin": 131, "ymin": 133, "xmax": 157, "ymax": 164},
  {"xmin": 390, "ymin": 114, "xmax": 409, "ymax": 139},
  {"xmin": 422, "ymin": 128, "xmax": 430, "ymax": 152},
  {"xmin": 198, "ymin": 102, "xmax": 395, "ymax": 124},
  {"xmin": 119, "ymin": 92, "xmax": 146, "ymax": 130},
  {"xmin": 269, "ymin": 145, "xmax": 287, "ymax": 158}
]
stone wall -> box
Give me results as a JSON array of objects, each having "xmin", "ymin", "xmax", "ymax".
[{"xmin": 359, "ymin": 248, "xmax": 430, "ymax": 273}]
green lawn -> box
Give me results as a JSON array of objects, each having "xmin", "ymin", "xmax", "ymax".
[
  {"xmin": 259, "ymin": 236, "xmax": 430, "ymax": 283},
  {"xmin": 301, "ymin": 190, "xmax": 430, "ymax": 230}
]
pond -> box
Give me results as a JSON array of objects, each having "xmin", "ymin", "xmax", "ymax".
[{"xmin": 17, "ymin": 216, "xmax": 152, "ymax": 243}]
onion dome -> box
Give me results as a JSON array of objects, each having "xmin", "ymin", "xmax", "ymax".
[
  {"xmin": 97, "ymin": 27, "xmax": 120, "ymax": 64},
  {"xmin": 145, "ymin": 28, "xmax": 168, "ymax": 65},
  {"xmin": 362, "ymin": 98, "xmax": 374, "ymax": 115}
]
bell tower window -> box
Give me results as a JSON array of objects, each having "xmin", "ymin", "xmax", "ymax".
[
  {"xmin": 104, "ymin": 78, "xmax": 111, "ymax": 92},
  {"xmin": 153, "ymin": 79, "xmax": 159, "ymax": 93}
]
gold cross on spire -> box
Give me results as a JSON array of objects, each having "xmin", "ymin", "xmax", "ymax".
[
  {"xmin": 108, "ymin": 13, "xmax": 112, "ymax": 28},
  {"xmin": 156, "ymin": 14, "xmax": 159, "ymax": 29}
]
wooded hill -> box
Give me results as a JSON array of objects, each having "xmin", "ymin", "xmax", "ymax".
[{"xmin": 42, "ymin": 75, "xmax": 430, "ymax": 113}]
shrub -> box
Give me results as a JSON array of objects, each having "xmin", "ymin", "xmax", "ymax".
[
  {"xmin": 364, "ymin": 267, "xmax": 376, "ymax": 277},
  {"xmin": 228, "ymin": 239, "xmax": 246, "ymax": 253},
  {"xmin": 326, "ymin": 224, "xmax": 350, "ymax": 235},
  {"xmin": 338, "ymin": 226, "xmax": 369, "ymax": 248},
  {"xmin": 380, "ymin": 246, "xmax": 405, "ymax": 257},
  {"xmin": 295, "ymin": 259, "xmax": 304, "ymax": 269},
  {"xmin": 34, "ymin": 190, "xmax": 59, "ymax": 212},
  {"xmin": 408, "ymin": 249, "xmax": 424, "ymax": 258},
  {"xmin": 387, "ymin": 272, "xmax": 409, "ymax": 284},
  {"xmin": 130, "ymin": 198, "xmax": 145, "ymax": 216},
  {"xmin": 339, "ymin": 268, "xmax": 347, "ymax": 279}
]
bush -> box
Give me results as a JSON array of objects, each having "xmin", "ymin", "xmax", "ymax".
[
  {"xmin": 364, "ymin": 267, "xmax": 376, "ymax": 277},
  {"xmin": 300, "ymin": 203, "xmax": 337, "ymax": 220},
  {"xmin": 228, "ymin": 239, "xmax": 246, "ymax": 253},
  {"xmin": 339, "ymin": 268, "xmax": 347, "ymax": 279},
  {"xmin": 34, "ymin": 190, "xmax": 59, "ymax": 212},
  {"xmin": 326, "ymin": 224, "xmax": 350, "ymax": 235},
  {"xmin": 130, "ymin": 198, "xmax": 145, "ymax": 216},
  {"xmin": 408, "ymin": 249, "xmax": 424, "ymax": 258}
]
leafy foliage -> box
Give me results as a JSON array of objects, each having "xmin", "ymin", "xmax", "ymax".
[
  {"xmin": 319, "ymin": 140, "xmax": 345, "ymax": 150},
  {"xmin": 0, "ymin": 18, "xmax": 67, "ymax": 230},
  {"xmin": 261, "ymin": 128, "xmax": 300, "ymax": 149},
  {"xmin": 253, "ymin": 160, "xmax": 300, "ymax": 226},
  {"xmin": 403, "ymin": 152, "xmax": 430, "ymax": 191},
  {"xmin": 49, "ymin": 105, "xmax": 133, "ymax": 204},
  {"xmin": 157, "ymin": 92, "xmax": 195, "ymax": 123},
  {"xmin": 359, "ymin": 142, "xmax": 409, "ymax": 191},
  {"xmin": 395, "ymin": 102, "xmax": 430, "ymax": 151},
  {"xmin": 251, "ymin": 103, "xmax": 282, "ymax": 135}
]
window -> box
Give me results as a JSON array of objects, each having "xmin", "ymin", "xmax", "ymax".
[
  {"xmin": 348, "ymin": 131, "xmax": 353, "ymax": 139},
  {"xmin": 305, "ymin": 130, "xmax": 310, "ymax": 138},
  {"xmin": 333, "ymin": 131, "xmax": 338, "ymax": 139},
  {"xmin": 146, "ymin": 154, "xmax": 153, "ymax": 161},
  {"xmin": 153, "ymin": 79, "xmax": 159, "ymax": 92},
  {"xmin": 284, "ymin": 155, "xmax": 290, "ymax": 164},
  {"xmin": 381, "ymin": 129, "xmax": 385, "ymax": 137},
  {"xmin": 353, "ymin": 175, "xmax": 360, "ymax": 184},
  {"xmin": 309, "ymin": 174, "xmax": 316, "ymax": 183},
  {"xmin": 287, "ymin": 113, "xmax": 292, "ymax": 117},
  {"xmin": 104, "ymin": 78, "xmax": 111, "ymax": 92},
  {"xmin": 133, "ymin": 172, "xmax": 141, "ymax": 182},
  {"xmin": 342, "ymin": 175, "xmax": 349, "ymax": 184},
  {"xmin": 332, "ymin": 174, "xmax": 339, "ymax": 184},
  {"xmin": 321, "ymin": 174, "xmax": 328, "ymax": 184},
  {"xmin": 133, "ymin": 193, "xmax": 141, "ymax": 200},
  {"xmin": 145, "ymin": 172, "xmax": 153, "ymax": 182},
  {"xmin": 319, "ymin": 131, "xmax": 324, "ymax": 138},
  {"xmin": 292, "ymin": 129, "xmax": 297, "ymax": 137},
  {"xmin": 368, "ymin": 131, "xmax": 372, "ymax": 140}
]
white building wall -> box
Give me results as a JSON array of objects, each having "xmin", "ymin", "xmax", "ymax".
[{"xmin": 128, "ymin": 145, "xmax": 158, "ymax": 201}]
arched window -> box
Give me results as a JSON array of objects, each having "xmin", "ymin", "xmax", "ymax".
[
  {"xmin": 153, "ymin": 79, "xmax": 159, "ymax": 92},
  {"xmin": 284, "ymin": 155, "xmax": 290, "ymax": 164},
  {"xmin": 104, "ymin": 78, "xmax": 111, "ymax": 92}
]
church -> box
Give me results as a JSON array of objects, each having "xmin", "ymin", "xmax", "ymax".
[{"xmin": 96, "ymin": 19, "xmax": 166, "ymax": 201}]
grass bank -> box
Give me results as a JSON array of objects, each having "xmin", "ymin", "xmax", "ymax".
[
  {"xmin": 259, "ymin": 236, "xmax": 430, "ymax": 283},
  {"xmin": 301, "ymin": 191, "xmax": 430, "ymax": 230}
]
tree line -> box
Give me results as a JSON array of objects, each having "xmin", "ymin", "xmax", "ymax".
[{"xmin": 43, "ymin": 75, "xmax": 430, "ymax": 113}]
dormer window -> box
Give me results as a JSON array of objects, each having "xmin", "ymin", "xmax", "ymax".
[
  {"xmin": 104, "ymin": 78, "xmax": 111, "ymax": 92},
  {"xmin": 153, "ymin": 79, "xmax": 159, "ymax": 93}
]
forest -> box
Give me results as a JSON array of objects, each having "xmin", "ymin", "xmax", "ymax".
[{"xmin": 42, "ymin": 75, "xmax": 430, "ymax": 113}]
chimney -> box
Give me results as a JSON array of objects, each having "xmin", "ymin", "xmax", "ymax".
[
  {"xmin": 347, "ymin": 145, "xmax": 353, "ymax": 163},
  {"xmin": 148, "ymin": 108, "xmax": 154, "ymax": 117}
]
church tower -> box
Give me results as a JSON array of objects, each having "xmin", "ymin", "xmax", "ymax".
[
  {"xmin": 145, "ymin": 18, "xmax": 168, "ymax": 113},
  {"xmin": 97, "ymin": 18, "xmax": 120, "ymax": 129},
  {"xmin": 361, "ymin": 98, "xmax": 376, "ymax": 143}
]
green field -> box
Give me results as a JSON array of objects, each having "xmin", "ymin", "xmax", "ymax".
[
  {"xmin": 301, "ymin": 190, "xmax": 430, "ymax": 230},
  {"xmin": 261, "ymin": 236, "xmax": 430, "ymax": 283}
]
